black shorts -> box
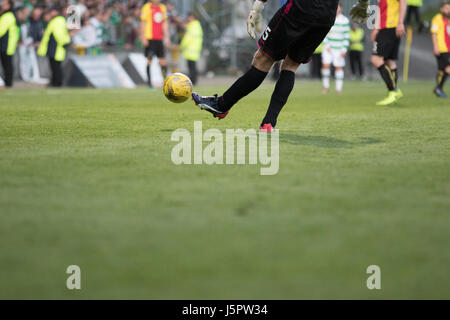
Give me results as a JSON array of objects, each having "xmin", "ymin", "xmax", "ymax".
[
  {"xmin": 144, "ymin": 40, "xmax": 165, "ymax": 59},
  {"xmin": 257, "ymin": 4, "xmax": 331, "ymax": 64},
  {"xmin": 436, "ymin": 52, "xmax": 450, "ymax": 70},
  {"xmin": 373, "ymin": 28, "xmax": 401, "ymax": 60}
]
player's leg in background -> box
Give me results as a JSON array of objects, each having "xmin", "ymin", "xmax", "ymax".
[
  {"xmin": 372, "ymin": 54, "xmax": 401, "ymax": 105},
  {"xmin": 334, "ymin": 50, "xmax": 346, "ymax": 94},
  {"xmin": 371, "ymin": 55, "xmax": 395, "ymax": 92},
  {"xmin": 443, "ymin": 65, "xmax": 450, "ymax": 92},
  {"xmin": 260, "ymin": 55, "xmax": 299, "ymax": 128},
  {"xmin": 321, "ymin": 63, "xmax": 331, "ymax": 94},
  {"xmin": 435, "ymin": 63, "xmax": 449, "ymax": 97},
  {"xmin": 335, "ymin": 66, "xmax": 344, "ymax": 94},
  {"xmin": 217, "ymin": 49, "xmax": 274, "ymax": 112}
]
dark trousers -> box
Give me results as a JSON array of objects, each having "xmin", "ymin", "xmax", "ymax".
[
  {"xmin": 310, "ymin": 53, "xmax": 322, "ymax": 79},
  {"xmin": 187, "ymin": 59, "xmax": 198, "ymax": 85},
  {"xmin": 406, "ymin": 6, "xmax": 421, "ymax": 26},
  {"xmin": 0, "ymin": 52, "xmax": 13, "ymax": 87},
  {"xmin": 49, "ymin": 57, "xmax": 63, "ymax": 87},
  {"xmin": 349, "ymin": 50, "xmax": 364, "ymax": 78}
]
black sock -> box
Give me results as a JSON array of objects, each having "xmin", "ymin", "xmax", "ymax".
[
  {"xmin": 378, "ymin": 64, "xmax": 395, "ymax": 91},
  {"xmin": 437, "ymin": 70, "xmax": 448, "ymax": 90},
  {"xmin": 161, "ymin": 66, "xmax": 168, "ymax": 79},
  {"xmin": 219, "ymin": 66, "xmax": 268, "ymax": 111},
  {"xmin": 261, "ymin": 70, "xmax": 295, "ymax": 128},
  {"xmin": 391, "ymin": 68, "xmax": 398, "ymax": 89},
  {"xmin": 146, "ymin": 65, "xmax": 152, "ymax": 86}
]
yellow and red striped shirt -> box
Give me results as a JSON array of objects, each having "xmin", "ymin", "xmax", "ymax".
[
  {"xmin": 140, "ymin": 3, "xmax": 167, "ymax": 40},
  {"xmin": 431, "ymin": 13, "xmax": 450, "ymax": 53},
  {"xmin": 377, "ymin": 0, "xmax": 400, "ymax": 29}
]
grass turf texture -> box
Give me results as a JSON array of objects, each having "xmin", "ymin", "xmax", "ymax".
[{"xmin": 0, "ymin": 81, "xmax": 449, "ymax": 299}]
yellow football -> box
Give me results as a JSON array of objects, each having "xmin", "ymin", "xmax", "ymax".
[{"xmin": 163, "ymin": 73, "xmax": 193, "ymax": 103}]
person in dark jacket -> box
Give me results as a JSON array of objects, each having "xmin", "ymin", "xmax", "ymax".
[{"xmin": 29, "ymin": 6, "xmax": 45, "ymax": 45}]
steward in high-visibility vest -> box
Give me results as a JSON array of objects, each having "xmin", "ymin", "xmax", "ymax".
[
  {"xmin": 407, "ymin": 0, "xmax": 422, "ymax": 7},
  {"xmin": 0, "ymin": 4, "xmax": 26, "ymax": 88},
  {"xmin": 38, "ymin": 13, "xmax": 70, "ymax": 62},
  {"xmin": 0, "ymin": 10, "xmax": 20, "ymax": 55},
  {"xmin": 180, "ymin": 17, "xmax": 203, "ymax": 62},
  {"xmin": 38, "ymin": 8, "xmax": 70, "ymax": 87},
  {"xmin": 180, "ymin": 13, "xmax": 203, "ymax": 85},
  {"xmin": 350, "ymin": 28, "xmax": 364, "ymax": 52}
]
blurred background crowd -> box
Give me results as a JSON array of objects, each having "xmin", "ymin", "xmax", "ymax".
[
  {"xmin": 0, "ymin": 0, "xmax": 447, "ymax": 88},
  {"xmin": 6, "ymin": 0, "xmax": 185, "ymax": 51}
]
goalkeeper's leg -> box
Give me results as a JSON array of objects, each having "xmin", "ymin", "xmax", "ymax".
[
  {"xmin": 260, "ymin": 55, "xmax": 298, "ymax": 129},
  {"xmin": 192, "ymin": 49, "xmax": 273, "ymax": 117}
]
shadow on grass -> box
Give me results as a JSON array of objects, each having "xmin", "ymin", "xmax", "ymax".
[{"xmin": 280, "ymin": 134, "xmax": 382, "ymax": 149}]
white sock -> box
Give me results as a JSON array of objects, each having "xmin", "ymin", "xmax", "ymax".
[
  {"xmin": 322, "ymin": 68, "xmax": 330, "ymax": 89},
  {"xmin": 336, "ymin": 69, "xmax": 344, "ymax": 92}
]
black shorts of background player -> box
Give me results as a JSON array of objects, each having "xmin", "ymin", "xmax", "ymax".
[
  {"xmin": 144, "ymin": 40, "xmax": 167, "ymax": 87},
  {"xmin": 145, "ymin": 40, "xmax": 166, "ymax": 61}
]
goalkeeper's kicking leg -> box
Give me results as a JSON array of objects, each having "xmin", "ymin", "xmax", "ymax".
[
  {"xmin": 192, "ymin": 49, "xmax": 274, "ymax": 120},
  {"xmin": 191, "ymin": 51, "xmax": 298, "ymax": 132}
]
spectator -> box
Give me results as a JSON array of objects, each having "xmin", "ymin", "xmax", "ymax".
[
  {"xmin": 20, "ymin": 4, "xmax": 49, "ymax": 84},
  {"xmin": 103, "ymin": 5, "xmax": 116, "ymax": 45},
  {"xmin": 123, "ymin": 6, "xmax": 140, "ymax": 48},
  {"xmin": 406, "ymin": 0, "xmax": 424, "ymax": 32},
  {"xmin": 89, "ymin": 7, "xmax": 105, "ymax": 48},
  {"xmin": 37, "ymin": 5, "xmax": 71, "ymax": 87},
  {"xmin": 180, "ymin": 12, "xmax": 203, "ymax": 85}
]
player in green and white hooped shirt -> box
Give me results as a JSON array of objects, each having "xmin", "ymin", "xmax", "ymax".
[{"xmin": 321, "ymin": 4, "xmax": 351, "ymax": 94}]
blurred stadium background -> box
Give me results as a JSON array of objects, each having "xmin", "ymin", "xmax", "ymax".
[{"xmin": 2, "ymin": 0, "xmax": 446, "ymax": 88}]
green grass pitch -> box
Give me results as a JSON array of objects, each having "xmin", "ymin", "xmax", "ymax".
[{"xmin": 0, "ymin": 81, "xmax": 449, "ymax": 299}]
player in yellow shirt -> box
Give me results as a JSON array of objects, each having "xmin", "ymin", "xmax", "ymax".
[
  {"xmin": 140, "ymin": 0, "xmax": 171, "ymax": 88},
  {"xmin": 371, "ymin": 0, "xmax": 407, "ymax": 106},
  {"xmin": 431, "ymin": 2, "xmax": 450, "ymax": 98}
]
